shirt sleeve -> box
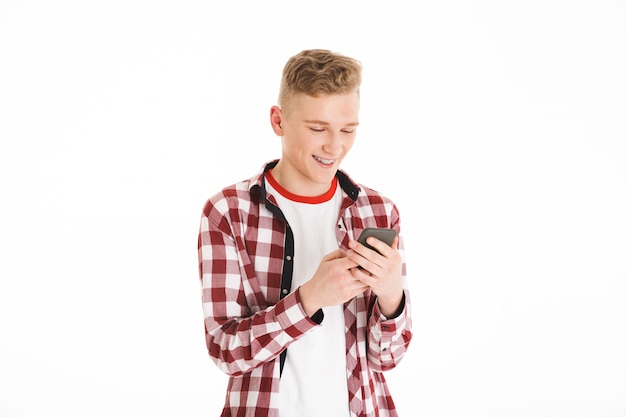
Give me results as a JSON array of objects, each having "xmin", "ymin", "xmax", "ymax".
[
  {"xmin": 362, "ymin": 203, "xmax": 413, "ymax": 372},
  {"xmin": 198, "ymin": 204, "xmax": 319, "ymax": 377},
  {"xmin": 366, "ymin": 291, "xmax": 413, "ymax": 372}
]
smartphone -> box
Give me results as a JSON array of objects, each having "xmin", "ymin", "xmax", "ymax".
[{"xmin": 357, "ymin": 227, "xmax": 397, "ymax": 254}]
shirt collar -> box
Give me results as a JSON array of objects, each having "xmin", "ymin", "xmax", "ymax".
[{"xmin": 249, "ymin": 160, "xmax": 360, "ymax": 203}]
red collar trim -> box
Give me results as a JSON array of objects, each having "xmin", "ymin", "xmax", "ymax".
[{"xmin": 265, "ymin": 170, "xmax": 338, "ymax": 204}]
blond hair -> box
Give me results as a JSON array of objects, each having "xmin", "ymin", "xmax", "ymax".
[{"xmin": 278, "ymin": 49, "xmax": 362, "ymax": 114}]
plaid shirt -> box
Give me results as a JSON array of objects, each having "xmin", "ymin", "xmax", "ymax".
[{"xmin": 198, "ymin": 160, "xmax": 412, "ymax": 417}]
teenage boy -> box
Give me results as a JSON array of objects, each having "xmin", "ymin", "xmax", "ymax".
[{"xmin": 197, "ymin": 49, "xmax": 412, "ymax": 417}]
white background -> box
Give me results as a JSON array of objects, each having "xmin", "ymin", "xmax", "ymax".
[{"xmin": 1, "ymin": 1, "xmax": 625, "ymax": 416}]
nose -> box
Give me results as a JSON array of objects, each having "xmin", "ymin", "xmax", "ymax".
[{"xmin": 323, "ymin": 131, "xmax": 341, "ymax": 154}]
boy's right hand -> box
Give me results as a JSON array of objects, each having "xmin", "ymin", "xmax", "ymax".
[{"xmin": 298, "ymin": 249, "xmax": 368, "ymax": 317}]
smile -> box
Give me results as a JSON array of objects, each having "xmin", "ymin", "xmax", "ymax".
[{"xmin": 313, "ymin": 155, "xmax": 336, "ymax": 165}]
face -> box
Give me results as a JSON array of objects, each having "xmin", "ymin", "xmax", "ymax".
[{"xmin": 269, "ymin": 92, "xmax": 360, "ymax": 197}]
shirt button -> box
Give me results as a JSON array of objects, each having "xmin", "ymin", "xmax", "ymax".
[
  {"xmin": 282, "ymin": 289, "xmax": 289, "ymax": 295},
  {"xmin": 382, "ymin": 326, "xmax": 389, "ymax": 331},
  {"xmin": 286, "ymin": 255, "xmax": 292, "ymax": 261}
]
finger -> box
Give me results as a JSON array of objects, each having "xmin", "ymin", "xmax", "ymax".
[
  {"xmin": 327, "ymin": 253, "xmax": 360, "ymax": 271},
  {"xmin": 353, "ymin": 272, "xmax": 378, "ymax": 292},
  {"xmin": 351, "ymin": 264, "xmax": 375, "ymax": 281},
  {"xmin": 339, "ymin": 257, "xmax": 360, "ymax": 270},
  {"xmin": 348, "ymin": 239, "xmax": 377, "ymax": 260},
  {"xmin": 348, "ymin": 275, "xmax": 371, "ymax": 294},
  {"xmin": 345, "ymin": 251, "xmax": 378, "ymax": 276},
  {"xmin": 323, "ymin": 248, "xmax": 348, "ymax": 261},
  {"xmin": 364, "ymin": 236, "xmax": 392, "ymax": 257}
]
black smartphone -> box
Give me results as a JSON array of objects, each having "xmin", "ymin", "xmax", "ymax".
[{"xmin": 357, "ymin": 227, "xmax": 397, "ymax": 254}]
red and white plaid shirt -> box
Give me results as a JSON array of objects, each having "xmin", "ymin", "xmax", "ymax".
[{"xmin": 198, "ymin": 160, "xmax": 412, "ymax": 417}]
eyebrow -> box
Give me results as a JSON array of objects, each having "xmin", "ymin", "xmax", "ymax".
[{"xmin": 304, "ymin": 120, "xmax": 360, "ymax": 127}]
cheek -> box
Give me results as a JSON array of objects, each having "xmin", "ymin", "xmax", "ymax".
[
  {"xmin": 343, "ymin": 136, "xmax": 356, "ymax": 152},
  {"xmin": 283, "ymin": 133, "xmax": 313, "ymax": 157}
]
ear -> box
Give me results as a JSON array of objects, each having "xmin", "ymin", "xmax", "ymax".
[{"xmin": 269, "ymin": 106, "xmax": 284, "ymax": 136}]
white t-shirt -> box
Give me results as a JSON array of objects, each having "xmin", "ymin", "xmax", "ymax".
[{"xmin": 266, "ymin": 172, "xmax": 350, "ymax": 417}]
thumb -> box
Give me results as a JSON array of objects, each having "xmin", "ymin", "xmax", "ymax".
[{"xmin": 323, "ymin": 248, "xmax": 348, "ymax": 261}]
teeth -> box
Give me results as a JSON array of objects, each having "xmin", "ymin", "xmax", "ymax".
[{"xmin": 314, "ymin": 156, "xmax": 335, "ymax": 165}]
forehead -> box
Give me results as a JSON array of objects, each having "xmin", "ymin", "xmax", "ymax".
[{"xmin": 287, "ymin": 93, "xmax": 360, "ymax": 123}]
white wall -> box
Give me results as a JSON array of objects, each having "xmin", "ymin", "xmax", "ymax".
[{"xmin": 1, "ymin": 1, "xmax": 625, "ymax": 416}]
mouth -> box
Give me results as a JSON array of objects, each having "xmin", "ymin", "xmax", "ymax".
[{"xmin": 313, "ymin": 155, "xmax": 336, "ymax": 166}]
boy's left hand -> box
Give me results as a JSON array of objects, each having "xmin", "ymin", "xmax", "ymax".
[{"xmin": 347, "ymin": 236, "xmax": 404, "ymax": 318}]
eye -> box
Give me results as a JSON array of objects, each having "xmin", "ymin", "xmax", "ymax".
[
  {"xmin": 310, "ymin": 127, "xmax": 325, "ymax": 132},
  {"xmin": 341, "ymin": 129, "xmax": 355, "ymax": 134}
]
